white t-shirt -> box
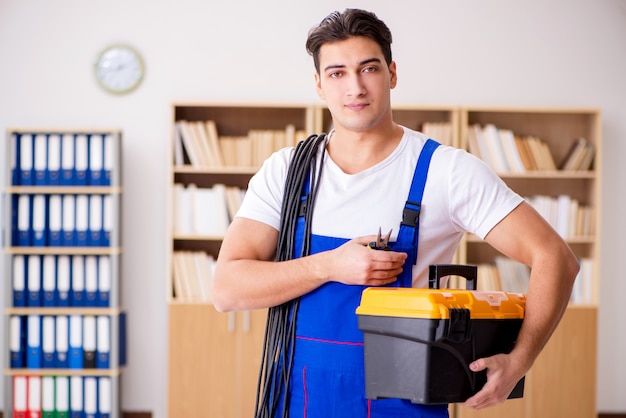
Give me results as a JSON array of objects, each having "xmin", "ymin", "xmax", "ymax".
[{"xmin": 237, "ymin": 126, "xmax": 523, "ymax": 287}]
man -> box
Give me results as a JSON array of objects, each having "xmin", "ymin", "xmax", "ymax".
[{"xmin": 212, "ymin": 8, "xmax": 578, "ymax": 418}]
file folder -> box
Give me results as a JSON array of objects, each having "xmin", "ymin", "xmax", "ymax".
[
  {"xmin": 75, "ymin": 134, "xmax": 88, "ymax": 186},
  {"xmin": 57, "ymin": 255, "xmax": 71, "ymax": 307},
  {"xmin": 119, "ymin": 312, "xmax": 127, "ymax": 367},
  {"xmin": 61, "ymin": 133, "xmax": 75, "ymax": 186},
  {"xmin": 32, "ymin": 194, "xmax": 47, "ymax": 246},
  {"xmin": 11, "ymin": 132, "xmax": 19, "ymax": 186},
  {"xmin": 34, "ymin": 133, "xmax": 47, "ymax": 186},
  {"xmin": 70, "ymin": 376, "xmax": 83, "ymax": 418},
  {"xmin": 98, "ymin": 377, "xmax": 112, "ymax": 418},
  {"xmin": 12, "ymin": 254, "xmax": 26, "ymax": 307},
  {"xmin": 19, "ymin": 133, "xmax": 34, "ymax": 185},
  {"xmin": 69, "ymin": 315, "xmax": 83, "ymax": 369},
  {"xmin": 17, "ymin": 194, "xmax": 32, "ymax": 246},
  {"xmin": 96, "ymin": 316, "xmax": 110, "ymax": 369},
  {"xmin": 27, "ymin": 255, "xmax": 42, "ymax": 307},
  {"xmin": 85, "ymin": 256, "xmax": 98, "ymax": 306},
  {"xmin": 84, "ymin": 377, "xmax": 97, "ymax": 418},
  {"xmin": 11, "ymin": 194, "xmax": 19, "ymax": 245},
  {"xmin": 97, "ymin": 256, "xmax": 111, "ymax": 307},
  {"xmin": 27, "ymin": 314, "xmax": 42, "ymax": 368},
  {"xmin": 83, "ymin": 316, "xmax": 97, "ymax": 368},
  {"xmin": 75, "ymin": 195, "xmax": 89, "ymax": 247},
  {"xmin": 47, "ymin": 133, "xmax": 62, "ymax": 185},
  {"xmin": 13, "ymin": 375, "xmax": 28, "ymax": 418},
  {"xmin": 103, "ymin": 133, "xmax": 115, "ymax": 186},
  {"xmin": 42, "ymin": 255, "xmax": 57, "ymax": 307},
  {"xmin": 42, "ymin": 316, "xmax": 55, "ymax": 368},
  {"xmin": 10, "ymin": 315, "xmax": 26, "ymax": 368},
  {"xmin": 102, "ymin": 195, "xmax": 113, "ymax": 247},
  {"xmin": 48, "ymin": 195, "xmax": 63, "ymax": 246},
  {"xmin": 28, "ymin": 376, "xmax": 42, "ymax": 418},
  {"xmin": 71, "ymin": 255, "xmax": 85, "ymax": 306},
  {"xmin": 56, "ymin": 315, "xmax": 69, "ymax": 369},
  {"xmin": 41, "ymin": 375, "xmax": 55, "ymax": 418},
  {"xmin": 62, "ymin": 195, "xmax": 76, "ymax": 246},
  {"xmin": 89, "ymin": 134, "xmax": 104, "ymax": 185},
  {"xmin": 88, "ymin": 195, "xmax": 103, "ymax": 246},
  {"xmin": 56, "ymin": 376, "xmax": 70, "ymax": 418}
]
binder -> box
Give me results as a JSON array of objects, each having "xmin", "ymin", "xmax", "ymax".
[
  {"xmin": 85, "ymin": 256, "xmax": 98, "ymax": 306},
  {"xmin": 83, "ymin": 377, "xmax": 97, "ymax": 418},
  {"xmin": 56, "ymin": 376, "xmax": 70, "ymax": 418},
  {"xmin": 71, "ymin": 256, "xmax": 85, "ymax": 306},
  {"xmin": 10, "ymin": 315, "xmax": 26, "ymax": 368},
  {"xmin": 61, "ymin": 133, "xmax": 75, "ymax": 185},
  {"xmin": 27, "ymin": 314, "xmax": 42, "ymax": 368},
  {"xmin": 97, "ymin": 256, "xmax": 111, "ymax": 307},
  {"xmin": 17, "ymin": 194, "xmax": 32, "ymax": 246},
  {"xmin": 70, "ymin": 376, "xmax": 83, "ymax": 418},
  {"xmin": 28, "ymin": 375, "xmax": 42, "ymax": 418},
  {"xmin": 32, "ymin": 194, "xmax": 47, "ymax": 246},
  {"xmin": 83, "ymin": 316, "xmax": 97, "ymax": 368},
  {"xmin": 34, "ymin": 133, "xmax": 48, "ymax": 186},
  {"xmin": 42, "ymin": 255, "xmax": 57, "ymax": 307},
  {"xmin": 27, "ymin": 255, "xmax": 42, "ymax": 307},
  {"xmin": 41, "ymin": 375, "xmax": 55, "ymax": 418},
  {"xmin": 12, "ymin": 254, "xmax": 26, "ymax": 307},
  {"xmin": 89, "ymin": 134, "xmax": 104, "ymax": 185},
  {"xmin": 48, "ymin": 195, "xmax": 63, "ymax": 246},
  {"xmin": 11, "ymin": 132, "xmax": 20, "ymax": 185},
  {"xmin": 56, "ymin": 315, "xmax": 70, "ymax": 369},
  {"xmin": 88, "ymin": 195, "xmax": 103, "ymax": 246},
  {"xmin": 102, "ymin": 195, "xmax": 113, "ymax": 247},
  {"xmin": 19, "ymin": 133, "xmax": 34, "ymax": 185},
  {"xmin": 98, "ymin": 377, "xmax": 112, "ymax": 418},
  {"xmin": 11, "ymin": 193, "xmax": 20, "ymax": 245},
  {"xmin": 42, "ymin": 315, "xmax": 56, "ymax": 368},
  {"xmin": 74, "ymin": 134, "xmax": 88, "ymax": 186},
  {"xmin": 75, "ymin": 195, "xmax": 89, "ymax": 247},
  {"xmin": 57, "ymin": 255, "xmax": 71, "ymax": 307},
  {"xmin": 96, "ymin": 316, "xmax": 110, "ymax": 369},
  {"xmin": 62, "ymin": 195, "xmax": 76, "ymax": 246},
  {"xmin": 103, "ymin": 133, "xmax": 115, "ymax": 186},
  {"xmin": 68, "ymin": 315, "xmax": 83, "ymax": 369},
  {"xmin": 47, "ymin": 133, "xmax": 62, "ymax": 185},
  {"xmin": 13, "ymin": 375, "xmax": 28, "ymax": 418},
  {"xmin": 119, "ymin": 312, "xmax": 127, "ymax": 367}
]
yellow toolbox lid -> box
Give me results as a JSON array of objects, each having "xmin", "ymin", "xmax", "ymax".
[{"xmin": 356, "ymin": 288, "xmax": 525, "ymax": 319}]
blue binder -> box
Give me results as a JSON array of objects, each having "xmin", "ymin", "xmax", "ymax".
[
  {"xmin": 56, "ymin": 315, "xmax": 70, "ymax": 369},
  {"xmin": 11, "ymin": 132, "xmax": 20, "ymax": 185},
  {"xmin": 33, "ymin": 133, "xmax": 48, "ymax": 186},
  {"xmin": 75, "ymin": 195, "xmax": 89, "ymax": 247},
  {"xmin": 75, "ymin": 134, "xmax": 88, "ymax": 186},
  {"xmin": 70, "ymin": 375, "xmax": 84, "ymax": 418},
  {"xmin": 96, "ymin": 316, "xmax": 110, "ymax": 369},
  {"xmin": 26, "ymin": 314, "xmax": 42, "ymax": 368},
  {"xmin": 61, "ymin": 133, "xmax": 75, "ymax": 186},
  {"xmin": 62, "ymin": 195, "xmax": 76, "ymax": 246},
  {"xmin": 32, "ymin": 194, "xmax": 47, "ymax": 246},
  {"xmin": 97, "ymin": 256, "xmax": 111, "ymax": 307},
  {"xmin": 48, "ymin": 194, "xmax": 63, "ymax": 246},
  {"xmin": 47, "ymin": 133, "xmax": 62, "ymax": 185},
  {"xmin": 85, "ymin": 256, "xmax": 98, "ymax": 307},
  {"xmin": 12, "ymin": 254, "xmax": 26, "ymax": 307},
  {"xmin": 71, "ymin": 256, "xmax": 85, "ymax": 307},
  {"xmin": 19, "ymin": 133, "xmax": 34, "ymax": 185},
  {"xmin": 103, "ymin": 133, "xmax": 114, "ymax": 186},
  {"xmin": 88, "ymin": 195, "xmax": 103, "ymax": 247},
  {"xmin": 42, "ymin": 315, "xmax": 56, "ymax": 368},
  {"xmin": 89, "ymin": 134, "xmax": 105, "ymax": 186},
  {"xmin": 42, "ymin": 255, "xmax": 57, "ymax": 307},
  {"xmin": 57, "ymin": 255, "xmax": 71, "ymax": 307},
  {"xmin": 17, "ymin": 194, "xmax": 32, "ymax": 246},
  {"xmin": 83, "ymin": 316, "xmax": 96, "ymax": 368},
  {"xmin": 27, "ymin": 255, "xmax": 42, "ymax": 307},
  {"xmin": 10, "ymin": 315, "xmax": 27, "ymax": 368},
  {"xmin": 68, "ymin": 315, "xmax": 83, "ymax": 369}
]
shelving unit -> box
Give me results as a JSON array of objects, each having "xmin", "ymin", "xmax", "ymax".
[
  {"xmin": 3, "ymin": 128, "xmax": 125, "ymax": 418},
  {"xmin": 453, "ymin": 107, "xmax": 601, "ymax": 418}
]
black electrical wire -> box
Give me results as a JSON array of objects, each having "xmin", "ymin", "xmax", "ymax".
[{"xmin": 254, "ymin": 133, "xmax": 328, "ymax": 418}]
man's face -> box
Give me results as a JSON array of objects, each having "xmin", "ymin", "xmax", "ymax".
[{"xmin": 315, "ymin": 36, "xmax": 397, "ymax": 134}]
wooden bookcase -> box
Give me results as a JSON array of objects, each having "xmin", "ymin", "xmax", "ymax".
[
  {"xmin": 453, "ymin": 107, "xmax": 601, "ymax": 418},
  {"xmin": 3, "ymin": 128, "xmax": 125, "ymax": 418}
]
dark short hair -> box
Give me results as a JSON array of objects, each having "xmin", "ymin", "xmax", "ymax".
[{"xmin": 305, "ymin": 8, "xmax": 393, "ymax": 74}]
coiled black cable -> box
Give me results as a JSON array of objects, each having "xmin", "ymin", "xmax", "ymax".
[{"xmin": 254, "ymin": 133, "xmax": 328, "ymax": 418}]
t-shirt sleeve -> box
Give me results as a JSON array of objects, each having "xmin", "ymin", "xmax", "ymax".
[
  {"xmin": 448, "ymin": 149, "xmax": 524, "ymax": 239},
  {"xmin": 235, "ymin": 148, "xmax": 293, "ymax": 231}
]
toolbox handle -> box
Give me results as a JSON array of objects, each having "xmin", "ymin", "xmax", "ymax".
[{"xmin": 428, "ymin": 264, "xmax": 477, "ymax": 290}]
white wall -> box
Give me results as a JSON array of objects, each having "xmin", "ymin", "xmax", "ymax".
[{"xmin": 1, "ymin": 0, "xmax": 625, "ymax": 416}]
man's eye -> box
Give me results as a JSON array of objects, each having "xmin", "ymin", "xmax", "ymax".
[
  {"xmin": 329, "ymin": 72, "xmax": 342, "ymax": 78},
  {"xmin": 363, "ymin": 66, "xmax": 378, "ymax": 73}
]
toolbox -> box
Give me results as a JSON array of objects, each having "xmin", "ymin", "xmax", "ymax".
[{"xmin": 356, "ymin": 264, "xmax": 526, "ymax": 404}]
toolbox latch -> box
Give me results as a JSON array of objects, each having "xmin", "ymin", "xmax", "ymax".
[{"xmin": 447, "ymin": 308, "xmax": 472, "ymax": 343}]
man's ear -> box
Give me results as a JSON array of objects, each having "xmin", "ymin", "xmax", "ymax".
[
  {"xmin": 389, "ymin": 61, "xmax": 398, "ymax": 89},
  {"xmin": 314, "ymin": 72, "xmax": 325, "ymax": 100}
]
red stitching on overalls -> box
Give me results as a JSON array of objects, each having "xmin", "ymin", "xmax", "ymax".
[
  {"xmin": 296, "ymin": 335, "xmax": 364, "ymax": 346},
  {"xmin": 303, "ymin": 366, "xmax": 308, "ymax": 418},
  {"xmin": 368, "ymin": 399, "xmax": 371, "ymax": 418}
]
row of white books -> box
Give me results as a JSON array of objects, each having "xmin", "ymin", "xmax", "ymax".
[
  {"xmin": 468, "ymin": 123, "xmax": 594, "ymax": 173},
  {"xmin": 172, "ymin": 251, "xmax": 216, "ymax": 302},
  {"xmin": 172, "ymin": 183, "xmax": 245, "ymax": 237},
  {"xmin": 526, "ymin": 194, "xmax": 594, "ymax": 239},
  {"xmin": 420, "ymin": 121, "xmax": 454, "ymax": 147},
  {"xmin": 474, "ymin": 257, "xmax": 593, "ymax": 304},
  {"xmin": 174, "ymin": 120, "xmax": 307, "ymax": 169}
]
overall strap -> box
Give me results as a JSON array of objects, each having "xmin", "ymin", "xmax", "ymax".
[{"xmin": 397, "ymin": 138, "xmax": 441, "ymax": 266}]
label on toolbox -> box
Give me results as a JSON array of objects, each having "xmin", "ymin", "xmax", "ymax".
[{"xmin": 356, "ymin": 288, "xmax": 526, "ymax": 320}]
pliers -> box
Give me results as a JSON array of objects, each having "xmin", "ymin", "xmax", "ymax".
[{"xmin": 368, "ymin": 227, "xmax": 392, "ymax": 251}]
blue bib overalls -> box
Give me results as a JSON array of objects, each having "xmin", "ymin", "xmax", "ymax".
[{"xmin": 279, "ymin": 139, "xmax": 448, "ymax": 418}]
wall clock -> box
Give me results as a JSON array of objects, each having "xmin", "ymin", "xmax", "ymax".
[{"xmin": 94, "ymin": 44, "xmax": 144, "ymax": 94}]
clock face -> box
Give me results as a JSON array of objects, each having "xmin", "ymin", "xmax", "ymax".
[{"xmin": 94, "ymin": 45, "xmax": 144, "ymax": 94}]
